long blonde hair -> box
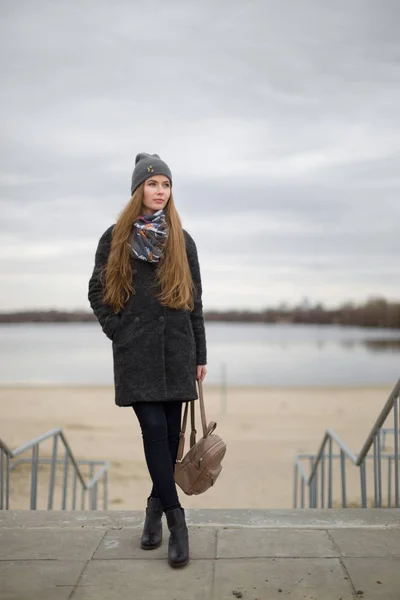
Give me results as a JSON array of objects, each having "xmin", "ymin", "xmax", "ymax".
[{"xmin": 103, "ymin": 184, "xmax": 194, "ymax": 312}]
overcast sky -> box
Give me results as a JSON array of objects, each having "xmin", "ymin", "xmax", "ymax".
[{"xmin": 1, "ymin": 0, "xmax": 399, "ymax": 311}]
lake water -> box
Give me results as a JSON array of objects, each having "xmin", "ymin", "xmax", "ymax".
[{"xmin": 1, "ymin": 322, "xmax": 400, "ymax": 386}]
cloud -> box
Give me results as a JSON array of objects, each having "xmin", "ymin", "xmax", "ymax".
[{"xmin": 1, "ymin": 0, "xmax": 400, "ymax": 310}]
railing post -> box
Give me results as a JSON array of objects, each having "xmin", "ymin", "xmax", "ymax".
[
  {"xmin": 360, "ymin": 461, "xmax": 367, "ymax": 508},
  {"xmin": 88, "ymin": 462, "xmax": 94, "ymax": 510},
  {"xmin": 81, "ymin": 484, "xmax": 85, "ymax": 510},
  {"xmin": 328, "ymin": 438, "xmax": 333, "ymax": 508},
  {"xmin": 388, "ymin": 456, "xmax": 392, "ymax": 508},
  {"xmin": 394, "ymin": 396, "xmax": 399, "ymax": 508},
  {"xmin": 309, "ymin": 457, "xmax": 314, "ymax": 508},
  {"xmin": 340, "ymin": 450, "xmax": 346, "ymax": 508},
  {"xmin": 377, "ymin": 429, "xmax": 383, "ymax": 508},
  {"xmin": 293, "ymin": 464, "xmax": 298, "ymax": 509},
  {"xmin": 373, "ymin": 435, "xmax": 378, "ymax": 508},
  {"xmin": 62, "ymin": 449, "xmax": 69, "ymax": 510},
  {"xmin": 90, "ymin": 481, "xmax": 98, "ymax": 510},
  {"xmin": 72, "ymin": 471, "xmax": 77, "ymax": 511},
  {"xmin": 103, "ymin": 469, "xmax": 108, "ymax": 510},
  {"xmin": 47, "ymin": 434, "xmax": 58, "ymax": 510},
  {"xmin": 313, "ymin": 466, "xmax": 318, "ymax": 508},
  {"xmin": 6, "ymin": 454, "xmax": 10, "ymax": 510},
  {"xmin": 0, "ymin": 449, "xmax": 4, "ymax": 510},
  {"xmin": 301, "ymin": 477, "xmax": 305, "ymax": 508},
  {"xmin": 320, "ymin": 450, "xmax": 325, "ymax": 509},
  {"xmin": 30, "ymin": 444, "xmax": 39, "ymax": 510}
]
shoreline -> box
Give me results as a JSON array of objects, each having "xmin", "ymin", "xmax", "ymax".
[{"xmin": 0, "ymin": 383, "xmax": 396, "ymax": 390}]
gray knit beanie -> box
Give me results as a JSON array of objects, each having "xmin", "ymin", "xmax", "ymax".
[{"xmin": 130, "ymin": 152, "xmax": 172, "ymax": 196}]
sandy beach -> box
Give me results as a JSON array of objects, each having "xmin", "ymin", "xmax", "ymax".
[{"xmin": 0, "ymin": 384, "xmax": 394, "ymax": 511}]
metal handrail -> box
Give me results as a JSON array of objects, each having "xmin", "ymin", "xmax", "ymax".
[
  {"xmin": 0, "ymin": 428, "xmax": 109, "ymax": 511},
  {"xmin": 0, "ymin": 438, "xmax": 12, "ymax": 454},
  {"xmin": 309, "ymin": 429, "xmax": 358, "ymax": 484},
  {"xmin": 357, "ymin": 379, "xmax": 400, "ymax": 464},
  {"xmin": 293, "ymin": 379, "xmax": 400, "ymax": 509}
]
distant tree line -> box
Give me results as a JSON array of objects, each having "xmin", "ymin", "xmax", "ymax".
[
  {"xmin": 206, "ymin": 298, "xmax": 400, "ymax": 329},
  {"xmin": 1, "ymin": 297, "xmax": 400, "ymax": 329},
  {"xmin": 0, "ymin": 310, "xmax": 96, "ymax": 323}
]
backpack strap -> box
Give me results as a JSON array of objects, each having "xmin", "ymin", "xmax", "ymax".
[
  {"xmin": 176, "ymin": 401, "xmax": 189, "ymax": 462},
  {"xmin": 176, "ymin": 380, "xmax": 217, "ymax": 461},
  {"xmin": 198, "ymin": 379, "xmax": 208, "ymax": 437},
  {"xmin": 195, "ymin": 380, "xmax": 217, "ymax": 437},
  {"xmin": 190, "ymin": 400, "xmax": 197, "ymax": 447}
]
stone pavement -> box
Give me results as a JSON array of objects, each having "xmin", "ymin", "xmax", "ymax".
[{"xmin": 0, "ymin": 509, "xmax": 399, "ymax": 600}]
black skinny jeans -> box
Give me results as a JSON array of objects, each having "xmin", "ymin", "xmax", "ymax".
[{"xmin": 132, "ymin": 400, "xmax": 183, "ymax": 512}]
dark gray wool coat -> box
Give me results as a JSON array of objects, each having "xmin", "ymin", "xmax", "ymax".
[{"xmin": 88, "ymin": 225, "xmax": 207, "ymax": 407}]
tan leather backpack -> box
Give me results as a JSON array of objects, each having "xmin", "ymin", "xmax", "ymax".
[{"xmin": 174, "ymin": 381, "xmax": 226, "ymax": 495}]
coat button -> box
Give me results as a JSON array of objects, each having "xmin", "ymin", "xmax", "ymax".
[
  {"xmin": 158, "ymin": 316, "xmax": 165, "ymax": 323},
  {"xmin": 134, "ymin": 317, "xmax": 141, "ymax": 324},
  {"xmin": 132, "ymin": 269, "xmax": 138, "ymax": 275}
]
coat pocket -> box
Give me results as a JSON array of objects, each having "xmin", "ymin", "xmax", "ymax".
[{"xmin": 103, "ymin": 315, "xmax": 121, "ymax": 341}]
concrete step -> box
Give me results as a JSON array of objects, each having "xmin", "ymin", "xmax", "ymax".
[{"xmin": 0, "ymin": 509, "xmax": 399, "ymax": 600}]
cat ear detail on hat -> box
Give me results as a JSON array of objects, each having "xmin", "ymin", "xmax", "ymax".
[{"xmin": 135, "ymin": 152, "xmax": 160, "ymax": 165}]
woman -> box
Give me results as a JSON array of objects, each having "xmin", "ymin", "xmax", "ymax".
[{"xmin": 88, "ymin": 152, "xmax": 207, "ymax": 569}]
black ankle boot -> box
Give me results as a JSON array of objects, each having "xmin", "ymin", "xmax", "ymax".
[
  {"xmin": 165, "ymin": 507, "xmax": 189, "ymax": 568},
  {"xmin": 140, "ymin": 497, "xmax": 163, "ymax": 550}
]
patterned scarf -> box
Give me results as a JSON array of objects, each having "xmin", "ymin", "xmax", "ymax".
[{"xmin": 131, "ymin": 209, "xmax": 169, "ymax": 263}]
